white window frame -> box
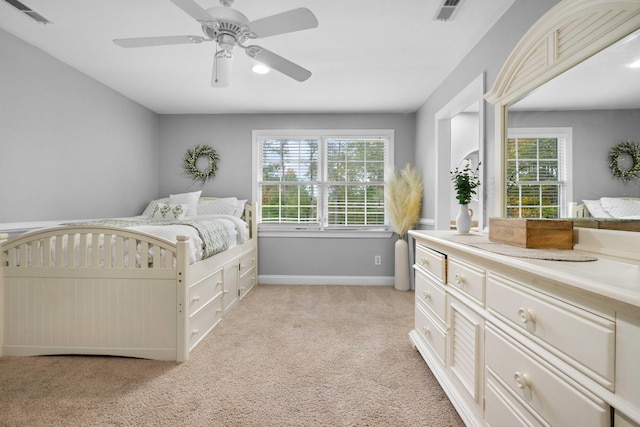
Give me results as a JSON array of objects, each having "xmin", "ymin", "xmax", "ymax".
[
  {"xmin": 252, "ymin": 129, "xmax": 395, "ymax": 238},
  {"xmin": 506, "ymin": 127, "xmax": 573, "ymax": 218}
]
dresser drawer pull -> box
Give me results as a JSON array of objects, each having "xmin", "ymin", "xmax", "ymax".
[
  {"xmin": 420, "ymin": 257, "xmax": 429, "ymax": 266},
  {"xmin": 192, "ymin": 295, "xmax": 200, "ymax": 302},
  {"xmin": 422, "ymin": 326, "xmax": 430, "ymax": 335},
  {"xmin": 514, "ymin": 371, "xmax": 531, "ymax": 390},
  {"xmin": 455, "ymin": 273, "xmax": 464, "ymax": 285},
  {"xmin": 192, "ymin": 328, "xmax": 199, "ymax": 335},
  {"xmin": 217, "ymin": 281, "xmax": 223, "ymax": 286},
  {"xmin": 518, "ymin": 307, "xmax": 536, "ymax": 324},
  {"xmin": 422, "ymin": 291, "xmax": 431, "ymax": 300}
]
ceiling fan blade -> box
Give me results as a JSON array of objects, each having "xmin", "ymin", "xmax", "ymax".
[
  {"xmin": 113, "ymin": 35, "xmax": 206, "ymax": 48},
  {"xmin": 170, "ymin": 0, "xmax": 214, "ymax": 22},
  {"xmin": 248, "ymin": 8, "xmax": 318, "ymax": 39},
  {"xmin": 211, "ymin": 52, "xmax": 233, "ymax": 87},
  {"xmin": 245, "ymin": 45, "xmax": 311, "ymax": 82}
]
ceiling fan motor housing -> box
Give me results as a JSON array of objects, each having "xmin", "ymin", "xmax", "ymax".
[{"xmin": 202, "ymin": 6, "xmax": 251, "ymax": 50}]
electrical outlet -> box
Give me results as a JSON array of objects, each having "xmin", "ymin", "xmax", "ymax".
[{"xmin": 374, "ymin": 255, "xmax": 382, "ymax": 265}]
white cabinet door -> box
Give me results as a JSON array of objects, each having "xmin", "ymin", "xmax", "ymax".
[{"xmin": 448, "ymin": 294, "xmax": 483, "ymax": 405}]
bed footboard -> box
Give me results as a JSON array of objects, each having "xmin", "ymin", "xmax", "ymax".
[{"xmin": 1, "ymin": 226, "xmax": 189, "ymax": 361}]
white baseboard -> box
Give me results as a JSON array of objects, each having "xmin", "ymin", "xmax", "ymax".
[{"xmin": 258, "ymin": 275, "xmax": 396, "ymax": 286}]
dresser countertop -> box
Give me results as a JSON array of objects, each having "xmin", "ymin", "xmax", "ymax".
[{"xmin": 409, "ymin": 230, "xmax": 640, "ymax": 310}]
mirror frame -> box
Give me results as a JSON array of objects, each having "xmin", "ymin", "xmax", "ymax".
[{"xmin": 484, "ymin": 0, "xmax": 640, "ymax": 218}]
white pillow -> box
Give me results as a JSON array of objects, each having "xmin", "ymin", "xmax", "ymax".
[
  {"xmin": 197, "ymin": 197, "xmax": 237, "ymax": 216},
  {"xmin": 151, "ymin": 203, "xmax": 188, "ymax": 220},
  {"xmin": 234, "ymin": 199, "xmax": 248, "ymax": 218},
  {"xmin": 582, "ymin": 200, "xmax": 612, "ymax": 218},
  {"xmin": 600, "ymin": 197, "xmax": 640, "ymax": 218},
  {"xmin": 142, "ymin": 198, "xmax": 169, "ymax": 217},
  {"xmin": 169, "ymin": 191, "xmax": 201, "ymax": 217}
]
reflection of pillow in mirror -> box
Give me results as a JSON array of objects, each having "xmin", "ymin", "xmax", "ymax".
[
  {"xmin": 600, "ymin": 197, "xmax": 640, "ymax": 218},
  {"xmin": 582, "ymin": 200, "xmax": 612, "ymax": 218}
]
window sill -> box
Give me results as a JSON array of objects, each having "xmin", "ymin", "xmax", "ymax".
[{"xmin": 258, "ymin": 228, "xmax": 395, "ymax": 239}]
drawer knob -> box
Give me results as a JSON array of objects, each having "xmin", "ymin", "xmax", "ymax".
[
  {"xmin": 422, "ymin": 326, "xmax": 430, "ymax": 335},
  {"xmin": 192, "ymin": 295, "xmax": 200, "ymax": 302},
  {"xmin": 518, "ymin": 307, "xmax": 536, "ymax": 324},
  {"xmin": 192, "ymin": 328, "xmax": 199, "ymax": 335},
  {"xmin": 455, "ymin": 273, "xmax": 464, "ymax": 285},
  {"xmin": 514, "ymin": 371, "xmax": 531, "ymax": 390},
  {"xmin": 420, "ymin": 257, "xmax": 429, "ymax": 266},
  {"xmin": 422, "ymin": 291, "xmax": 431, "ymax": 300}
]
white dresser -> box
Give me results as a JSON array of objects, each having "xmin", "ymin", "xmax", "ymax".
[{"xmin": 409, "ymin": 229, "xmax": 640, "ymax": 427}]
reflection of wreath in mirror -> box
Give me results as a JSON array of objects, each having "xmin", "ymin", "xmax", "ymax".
[
  {"xmin": 608, "ymin": 141, "xmax": 640, "ymax": 183},
  {"xmin": 183, "ymin": 145, "xmax": 220, "ymax": 183}
]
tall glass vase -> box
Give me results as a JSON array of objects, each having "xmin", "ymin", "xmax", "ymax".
[
  {"xmin": 456, "ymin": 204, "xmax": 471, "ymax": 233},
  {"xmin": 394, "ymin": 238, "xmax": 410, "ymax": 291}
]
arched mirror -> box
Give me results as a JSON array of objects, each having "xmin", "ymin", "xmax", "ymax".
[{"xmin": 485, "ymin": 0, "xmax": 640, "ymax": 232}]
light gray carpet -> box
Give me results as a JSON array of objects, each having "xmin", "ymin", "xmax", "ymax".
[{"xmin": 0, "ymin": 285, "xmax": 463, "ymax": 426}]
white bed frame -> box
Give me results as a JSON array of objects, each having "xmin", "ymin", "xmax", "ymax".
[
  {"xmin": 569, "ymin": 201, "xmax": 590, "ymax": 218},
  {"xmin": 0, "ymin": 204, "xmax": 257, "ymax": 362}
]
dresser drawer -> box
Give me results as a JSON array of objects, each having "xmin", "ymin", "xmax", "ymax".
[
  {"xmin": 188, "ymin": 294, "xmax": 224, "ymax": 352},
  {"xmin": 485, "ymin": 326, "xmax": 610, "ymax": 427},
  {"xmin": 485, "ymin": 369, "xmax": 547, "ymax": 427},
  {"xmin": 415, "ymin": 244, "xmax": 446, "ymax": 282},
  {"xmin": 415, "ymin": 303, "xmax": 446, "ymax": 365},
  {"xmin": 487, "ymin": 273, "xmax": 615, "ymax": 388},
  {"xmin": 447, "ymin": 257, "xmax": 485, "ymax": 304},
  {"xmin": 415, "ymin": 269, "xmax": 446, "ymax": 322},
  {"xmin": 239, "ymin": 250, "xmax": 256, "ymax": 278},
  {"xmin": 189, "ymin": 268, "xmax": 223, "ymax": 316}
]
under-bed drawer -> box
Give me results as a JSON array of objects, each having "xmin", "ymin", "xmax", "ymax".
[
  {"xmin": 188, "ymin": 293, "xmax": 223, "ymax": 352},
  {"xmin": 415, "ymin": 243, "xmax": 446, "ymax": 282},
  {"xmin": 238, "ymin": 268, "xmax": 256, "ymax": 299},
  {"xmin": 189, "ymin": 268, "xmax": 223, "ymax": 316},
  {"xmin": 239, "ymin": 250, "xmax": 256, "ymax": 278},
  {"xmin": 487, "ymin": 273, "xmax": 615, "ymax": 388}
]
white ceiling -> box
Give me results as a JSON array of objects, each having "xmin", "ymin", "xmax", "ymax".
[{"xmin": 0, "ymin": 0, "xmax": 516, "ymax": 114}]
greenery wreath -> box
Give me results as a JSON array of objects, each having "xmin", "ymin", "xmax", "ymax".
[
  {"xmin": 608, "ymin": 141, "xmax": 640, "ymax": 183},
  {"xmin": 183, "ymin": 144, "xmax": 220, "ymax": 183}
]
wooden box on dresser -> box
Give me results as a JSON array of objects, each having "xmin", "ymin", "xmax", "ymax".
[{"xmin": 408, "ymin": 228, "xmax": 640, "ymax": 427}]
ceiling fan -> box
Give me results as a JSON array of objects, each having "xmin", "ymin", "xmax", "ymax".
[{"xmin": 113, "ymin": 0, "xmax": 318, "ymax": 87}]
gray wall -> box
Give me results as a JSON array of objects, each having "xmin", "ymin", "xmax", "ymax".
[
  {"xmin": 509, "ymin": 109, "xmax": 640, "ymax": 200},
  {"xmin": 0, "ymin": 29, "xmax": 160, "ymax": 223},
  {"xmin": 415, "ymin": 0, "xmax": 561, "ymax": 228},
  {"xmin": 158, "ymin": 113, "xmax": 416, "ymax": 281}
]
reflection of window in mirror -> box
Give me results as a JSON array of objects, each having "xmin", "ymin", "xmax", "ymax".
[{"xmin": 506, "ymin": 127, "xmax": 573, "ymax": 218}]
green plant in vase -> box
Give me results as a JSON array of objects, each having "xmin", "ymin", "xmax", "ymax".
[{"xmin": 450, "ymin": 162, "xmax": 481, "ymax": 233}]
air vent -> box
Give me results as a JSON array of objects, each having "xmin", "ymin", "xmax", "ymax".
[
  {"xmin": 434, "ymin": 0, "xmax": 464, "ymax": 22},
  {"xmin": 3, "ymin": 0, "xmax": 52, "ymax": 24}
]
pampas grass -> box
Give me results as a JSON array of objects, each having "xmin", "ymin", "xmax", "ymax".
[{"xmin": 385, "ymin": 164, "xmax": 423, "ymax": 239}]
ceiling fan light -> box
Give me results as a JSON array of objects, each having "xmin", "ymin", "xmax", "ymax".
[{"xmin": 252, "ymin": 64, "xmax": 270, "ymax": 74}]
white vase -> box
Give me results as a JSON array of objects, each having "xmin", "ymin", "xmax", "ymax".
[
  {"xmin": 456, "ymin": 204, "xmax": 472, "ymax": 233},
  {"xmin": 394, "ymin": 238, "xmax": 410, "ymax": 291}
]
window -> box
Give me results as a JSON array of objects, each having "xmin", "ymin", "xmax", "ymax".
[
  {"xmin": 253, "ymin": 130, "xmax": 394, "ymax": 232},
  {"xmin": 506, "ymin": 128, "xmax": 572, "ymax": 218}
]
